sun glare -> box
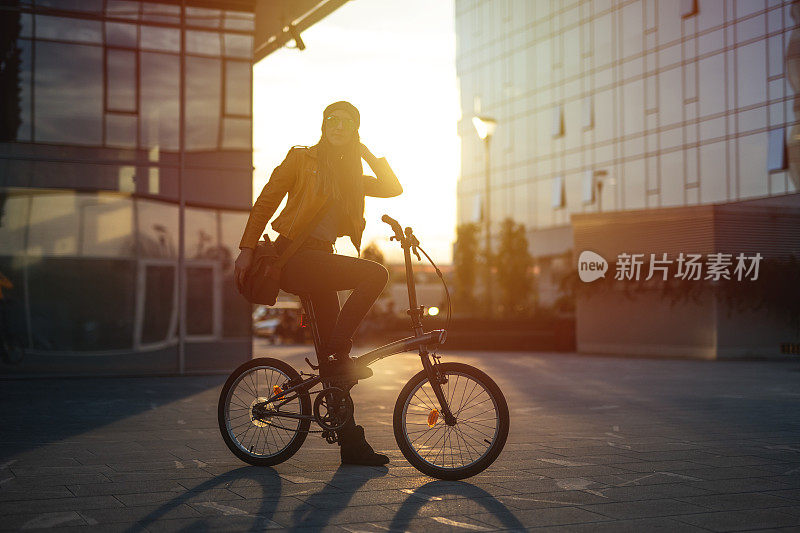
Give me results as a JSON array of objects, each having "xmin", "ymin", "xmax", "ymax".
[{"xmin": 252, "ymin": 0, "xmax": 458, "ymax": 265}]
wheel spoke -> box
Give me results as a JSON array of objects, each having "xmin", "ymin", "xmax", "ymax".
[{"xmin": 402, "ymin": 369, "xmax": 503, "ymax": 473}]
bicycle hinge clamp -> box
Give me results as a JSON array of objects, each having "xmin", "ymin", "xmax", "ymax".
[{"xmin": 406, "ymin": 305, "xmax": 424, "ymax": 329}]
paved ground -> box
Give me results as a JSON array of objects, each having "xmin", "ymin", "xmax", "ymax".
[{"xmin": 1, "ymin": 342, "xmax": 800, "ymax": 532}]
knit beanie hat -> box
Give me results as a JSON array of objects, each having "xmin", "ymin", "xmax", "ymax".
[{"xmin": 323, "ymin": 101, "xmax": 360, "ymax": 129}]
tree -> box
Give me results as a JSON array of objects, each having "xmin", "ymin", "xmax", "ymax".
[
  {"xmin": 361, "ymin": 240, "xmax": 389, "ymax": 298},
  {"xmin": 453, "ymin": 222, "xmax": 481, "ymax": 316},
  {"xmin": 494, "ymin": 217, "xmax": 534, "ymax": 317},
  {"xmin": 361, "ymin": 240, "xmax": 385, "ymax": 266}
]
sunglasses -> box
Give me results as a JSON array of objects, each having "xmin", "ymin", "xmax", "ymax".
[{"xmin": 325, "ymin": 115, "xmax": 357, "ymax": 131}]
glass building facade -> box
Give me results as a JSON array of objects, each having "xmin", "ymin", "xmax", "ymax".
[
  {"xmin": 455, "ymin": 0, "xmax": 800, "ymax": 306},
  {"xmin": 0, "ymin": 0, "xmax": 255, "ymax": 373}
]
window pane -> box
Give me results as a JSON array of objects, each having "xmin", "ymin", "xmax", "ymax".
[
  {"xmin": 186, "ymin": 56, "xmax": 221, "ymax": 150},
  {"xmin": 34, "ymin": 42, "xmax": 102, "ymax": 145},
  {"xmin": 106, "ymin": 0, "xmax": 141, "ymax": 21},
  {"xmin": 225, "ymin": 61, "xmax": 250, "ymax": 116},
  {"xmin": 27, "ymin": 256, "xmax": 136, "ymax": 351},
  {"xmin": 223, "ymin": 33, "xmax": 253, "ymax": 58},
  {"xmin": 105, "ymin": 22, "xmax": 137, "ymax": 48},
  {"xmin": 186, "ymin": 6, "xmax": 221, "ymax": 28},
  {"xmin": 0, "ymin": 192, "xmax": 30, "ymax": 255},
  {"xmin": 698, "ymin": 52, "xmax": 725, "ymax": 117},
  {"xmin": 186, "ymin": 266, "xmax": 213, "ymax": 335},
  {"xmin": 738, "ymin": 132, "xmax": 769, "ymax": 198},
  {"xmin": 737, "ymin": 41, "xmax": 767, "ymax": 108},
  {"xmin": 27, "ymin": 191, "xmax": 80, "ymax": 256},
  {"xmin": 105, "ymin": 114, "xmax": 137, "ymax": 148},
  {"xmin": 20, "ymin": 13, "xmax": 32, "ymax": 38},
  {"xmin": 140, "ymin": 52, "xmax": 179, "ymax": 150},
  {"xmin": 106, "ymin": 49, "xmax": 136, "ymax": 112},
  {"xmin": 81, "ymin": 193, "xmax": 134, "ymax": 258},
  {"xmin": 187, "ymin": 30, "xmax": 221, "ymax": 56},
  {"xmin": 36, "ymin": 0, "xmax": 102, "ymax": 13},
  {"xmin": 223, "ymin": 118, "xmax": 250, "ymax": 150},
  {"xmin": 141, "ymin": 2, "xmax": 179, "ymax": 24},
  {"xmin": 223, "ymin": 11, "xmax": 254, "ymax": 31},
  {"xmin": 142, "ymin": 264, "xmax": 175, "ymax": 344},
  {"xmin": 137, "ymin": 198, "xmax": 178, "ymax": 258},
  {"xmin": 186, "ymin": 207, "xmax": 219, "ymax": 259},
  {"xmin": 700, "ymin": 141, "xmax": 727, "ymax": 203},
  {"xmin": 35, "ymin": 15, "xmax": 101, "ymax": 44},
  {"xmin": 140, "ymin": 25, "xmax": 180, "ymax": 52}
]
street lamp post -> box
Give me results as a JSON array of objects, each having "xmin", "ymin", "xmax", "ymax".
[{"xmin": 472, "ymin": 116, "xmax": 497, "ymax": 318}]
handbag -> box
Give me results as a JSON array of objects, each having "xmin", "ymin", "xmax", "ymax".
[{"xmin": 236, "ymin": 197, "xmax": 334, "ymax": 306}]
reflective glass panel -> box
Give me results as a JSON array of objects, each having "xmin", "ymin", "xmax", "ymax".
[
  {"xmin": 105, "ymin": 113, "xmax": 137, "ymax": 148},
  {"xmin": 139, "ymin": 52, "xmax": 179, "ymax": 150},
  {"xmin": 136, "ymin": 198, "xmax": 178, "ymax": 258},
  {"xmin": 140, "ymin": 25, "xmax": 180, "ymax": 52},
  {"xmin": 186, "ymin": 6, "xmax": 221, "ymax": 28},
  {"xmin": 224, "ymin": 60, "xmax": 250, "ymax": 116},
  {"xmin": 34, "ymin": 42, "xmax": 102, "ymax": 145},
  {"xmin": 36, "ymin": 0, "xmax": 102, "ymax": 13},
  {"xmin": 186, "ymin": 56, "xmax": 221, "ymax": 150},
  {"xmin": 187, "ymin": 30, "xmax": 221, "ymax": 56},
  {"xmin": 141, "ymin": 2, "xmax": 179, "ymax": 24},
  {"xmin": 0, "ymin": 191, "xmax": 30, "ymax": 255},
  {"xmin": 105, "ymin": 0, "xmax": 140, "ymax": 21},
  {"xmin": 222, "ymin": 118, "xmax": 251, "ymax": 150},
  {"xmin": 185, "ymin": 207, "xmax": 219, "ymax": 260},
  {"xmin": 105, "ymin": 22, "xmax": 137, "ymax": 48},
  {"xmin": 35, "ymin": 15, "xmax": 101, "ymax": 44},
  {"xmin": 223, "ymin": 11, "xmax": 254, "ymax": 31},
  {"xmin": 106, "ymin": 49, "xmax": 137, "ymax": 112},
  {"xmin": 223, "ymin": 33, "xmax": 252, "ymax": 58},
  {"xmin": 80, "ymin": 193, "xmax": 134, "ymax": 258}
]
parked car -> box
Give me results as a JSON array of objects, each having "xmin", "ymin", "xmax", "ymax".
[{"xmin": 252, "ymin": 300, "xmax": 303, "ymax": 344}]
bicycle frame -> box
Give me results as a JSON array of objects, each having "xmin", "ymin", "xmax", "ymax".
[{"xmin": 257, "ymin": 222, "xmax": 455, "ymax": 424}]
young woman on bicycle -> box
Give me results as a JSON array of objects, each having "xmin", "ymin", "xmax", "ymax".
[{"xmin": 234, "ymin": 101, "xmax": 403, "ymax": 466}]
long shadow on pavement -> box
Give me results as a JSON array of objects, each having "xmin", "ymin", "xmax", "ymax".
[{"xmin": 388, "ymin": 480, "xmax": 526, "ymax": 532}]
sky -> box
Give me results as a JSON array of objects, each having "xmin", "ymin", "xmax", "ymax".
[{"xmin": 252, "ymin": 0, "xmax": 460, "ymax": 265}]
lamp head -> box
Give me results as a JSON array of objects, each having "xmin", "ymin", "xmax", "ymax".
[{"xmin": 472, "ymin": 116, "xmax": 497, "ymax": 140}]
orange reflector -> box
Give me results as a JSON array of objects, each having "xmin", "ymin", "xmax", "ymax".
[
  {"xmin": 427, "ymin": 409, "xmax": 439, "ymax": 428},
  {"xmin": 273, "ymin": 385, "xmax": 284, "ymax": 399}
]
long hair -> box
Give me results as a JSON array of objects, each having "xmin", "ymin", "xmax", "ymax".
[{"xmin": 312, "ymin": 128, "xmax": 364, "ymax": 231}]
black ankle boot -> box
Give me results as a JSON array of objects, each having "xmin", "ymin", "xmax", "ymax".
[{"xmin": 339, "ymin": 424, "xmax": 389, "ymax": 466}]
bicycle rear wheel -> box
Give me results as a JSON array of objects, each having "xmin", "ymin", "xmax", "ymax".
[
  {"xmin": 218, "ymin": 357, "xmax": 311, "ymax": 466},
  {"xmin": 394, "ymin": 362, "xmax": 509, "ymax": 480}
]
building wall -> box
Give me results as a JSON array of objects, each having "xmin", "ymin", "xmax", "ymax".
[
  {"xmin": 455, "ymin": 0, "xmax": 800, "ymax": 235},
  {"xmin": 0, "ymin": 1, "xmax": 256, "ymax": 373}
]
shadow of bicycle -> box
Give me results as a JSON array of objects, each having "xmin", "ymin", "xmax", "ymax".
[
  {"xmin": 125, "ymin": 467, "xmax": 525, "ymax": 532},
  {"xmin": 387, "ymin": 480, "xmax": 526, "ymax": 532}
]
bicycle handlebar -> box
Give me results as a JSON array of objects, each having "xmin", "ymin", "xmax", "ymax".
[{"xmin": 381, "ymin": 214, "xmax": 404, "ymax": 241}]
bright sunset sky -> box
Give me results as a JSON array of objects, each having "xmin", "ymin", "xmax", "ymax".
[{"xmin": 252, "ymin": 0, "xmax": 459, "ymax": 265}]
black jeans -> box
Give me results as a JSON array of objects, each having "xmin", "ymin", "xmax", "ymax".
[
  {"xmin": 274, "ymin": 234, "xmax": 389, "ymax": 360},
  {"xmin": 274, "ymin": 233, "xmax": 389, "ymax": 440}
]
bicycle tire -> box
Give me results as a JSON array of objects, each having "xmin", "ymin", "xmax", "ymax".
[
  {"xmin": 393, "ymin": 362, "xmax": 509, "ymax": 480},
  {"xmin": 218, "ymin": 357, "xmax": 311, "ymax": 466}
]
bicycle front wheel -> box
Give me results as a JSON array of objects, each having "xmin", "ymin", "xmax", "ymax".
[
  {"xmin": 218, "ymin": 357, "xmax": 311, "ymax": 466},
  {"xmin": 393, "ymin": 362, "xmax": 509, "ymax": 480}
]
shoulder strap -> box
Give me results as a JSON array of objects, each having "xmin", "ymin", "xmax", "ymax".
[{"xmin": 270, "ymin": 196, "xmax": 335, "ymax": 272}]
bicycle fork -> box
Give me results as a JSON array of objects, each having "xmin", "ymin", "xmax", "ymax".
[{"xmin": 420, "ymin": 351, "xmax": 457, "ymax": 426}]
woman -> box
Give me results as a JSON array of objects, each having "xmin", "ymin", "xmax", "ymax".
[{"xmin": 234, "ymin": 101, "xmax": 403, "ymax": 466}]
